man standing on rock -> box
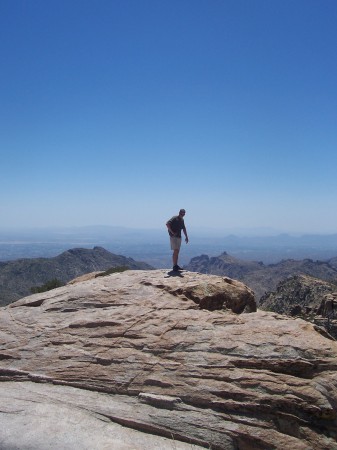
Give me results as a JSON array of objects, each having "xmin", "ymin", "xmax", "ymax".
[{"xmin": 166, "ymin": 209, "xmax": 189, "ymax": 272}]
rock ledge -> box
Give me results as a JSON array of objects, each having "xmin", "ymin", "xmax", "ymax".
[{"xmin": 0, "ymin": 270, "xmax": 337, "ymax": 449}]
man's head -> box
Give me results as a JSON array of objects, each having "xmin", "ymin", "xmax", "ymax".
[{"xmin": 179, "ymin": 209, "xmax": 186, "ymax": 217}]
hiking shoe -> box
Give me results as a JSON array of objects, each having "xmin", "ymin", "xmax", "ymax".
[{"xmin": 173, "ymin": 265, "xmax": 183, "ymax": 271}]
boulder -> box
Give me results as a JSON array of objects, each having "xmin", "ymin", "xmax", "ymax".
[{"xmin": 0, "ymin": 269, "xmax": 337, "ymax": 449}]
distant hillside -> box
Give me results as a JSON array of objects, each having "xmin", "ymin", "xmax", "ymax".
[
  {"xmin": 328, "ymin": 257, "xmax": 337, "ymax": 270},
  {"xmin": 0, "ymin": 246, "xmax": 153, "ymax": 306},
  {"xmin": 185, "ymin": 252, "xmax": 264, "ymax": 278},
  {"xmin": 259, "ymin": 274, "xmax": 337, "ymax": 315},
  {"xmin": 185, "ymin": 251, "xmax": 337, "ymax": 301},
  {"xmin": 259, "ymin": 274, "xmax": 337, "ymax": 339}
]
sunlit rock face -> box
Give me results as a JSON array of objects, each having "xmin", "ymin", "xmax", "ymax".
[{"xmin": 0, "ymin": 269, "xmax": 337, "ymax": 450}]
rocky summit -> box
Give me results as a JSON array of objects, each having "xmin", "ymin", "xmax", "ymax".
[{"xmin": 0, "ymin": 269, "xmax": 337, "ymax": 449}]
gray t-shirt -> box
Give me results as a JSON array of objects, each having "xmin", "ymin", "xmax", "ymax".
[{"xmin": 167, "ymin": 215, "xmax": 185, "ymax": 238}]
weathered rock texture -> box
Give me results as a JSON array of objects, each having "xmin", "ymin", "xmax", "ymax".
[{"xmin": 1, "ymin": 270, "xmax": 337, "ymax": 449}]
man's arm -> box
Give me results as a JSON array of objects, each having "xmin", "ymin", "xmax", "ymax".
[
  {"xmin": 183, "ymin": 226, "xmax": 189, "ymax": 243},
  {"xmin": 166, "ymin": 221, "xmax": 176, "ymax": 236}
]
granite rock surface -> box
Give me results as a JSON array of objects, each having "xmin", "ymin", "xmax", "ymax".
[{"xmin": 0, "ymin": 269, "xmax": 337, "ymax": 449}]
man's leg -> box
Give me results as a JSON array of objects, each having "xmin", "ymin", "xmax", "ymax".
[
  {"xmin": 173, "ymin": 249, "xmax": 179, "ymax": 266},
  {"xmin": 170, "ymin": 237, "xmax": 182, "ymax": 270}
]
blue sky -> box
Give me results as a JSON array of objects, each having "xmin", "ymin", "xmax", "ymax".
[{"xmin": 1, "ymin": 0, "xmax": 336, "ymax": 233}]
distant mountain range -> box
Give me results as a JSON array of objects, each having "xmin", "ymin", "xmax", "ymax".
[
  {"xmin": 3, "ymin": 245, "xmax": 337, "ymax": 318},
  {"xmin": 1, "ymin": 227, "xmax": 337, "ymax": 267},
  {"xmin": 185, "ymin": 251, "xmax": 337, "ymax": 301},
  {"xmin": 0, "ymin": 247, "xmax": 153, "ymax": 306}
]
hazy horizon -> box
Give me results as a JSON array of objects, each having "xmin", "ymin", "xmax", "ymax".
[
  {"xmin": 1, "ymin": 224, "xmax": 337, "ymax": 267},
  {"xmin": 1, "ymin": 1, "xmax": 337, "ymax": 233},
  {"xmin": 1, "ymin": 223, "xmax": 337, "ymax": 238}
]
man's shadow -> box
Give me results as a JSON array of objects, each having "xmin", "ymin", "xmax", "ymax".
[{"xmin": 165, "ymin": 270, "xmax": 184, "ymax": 278}]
